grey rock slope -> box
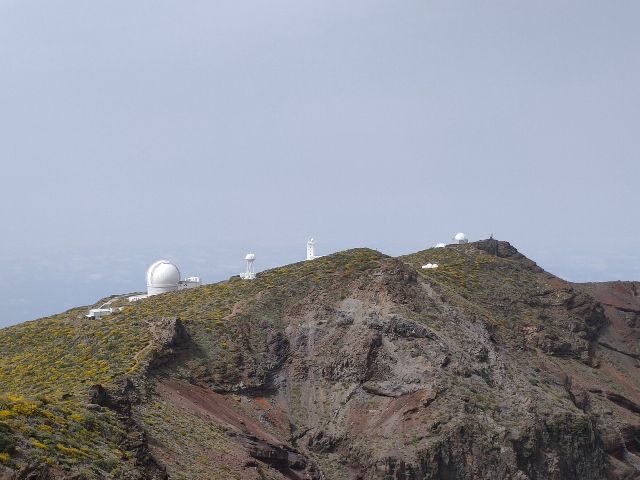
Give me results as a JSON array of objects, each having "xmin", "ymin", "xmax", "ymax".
[
  {"xmin": 136, "ymin": 241, "xmax": 640, "ymax": 479},
  {"xmin": 3, "ymin": 241, "xmax": 640, "ymax": 480}
]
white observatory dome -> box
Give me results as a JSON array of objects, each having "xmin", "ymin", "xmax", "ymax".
[
  {"xmin": 146, "ymin": 260, "xmax": 181, "ymax": 296},
  {"xmin": 245, "ymin": 253, "xmax": 255, "ymax": 260},
  {"xmin": 454, "ymin": 233, "xmax": 466, "ymax": 241}
]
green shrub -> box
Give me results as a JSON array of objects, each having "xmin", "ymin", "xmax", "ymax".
[{"xmin": 0, "ymin": 422, "xmax": 16, "ymax": 454}]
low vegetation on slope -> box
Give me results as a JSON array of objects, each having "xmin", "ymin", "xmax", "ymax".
[
  {"xmin": 0, "ymin": 242, "xmax": 639, "ymax": 479},
  {"xmin": 0, "ymin": 248, "xmax": 384, "ymax": 477}
]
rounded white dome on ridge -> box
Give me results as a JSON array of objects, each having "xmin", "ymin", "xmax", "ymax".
[
  {"xmin": 146, "ymin": 261, "xmax": 181, "ymax": 296},
  {"xmin": 245, "ymin": 253, "xmax": 255, "ymax": 260},
  {"xmin": 435, "ymin": 243, "xmax": 446, "ymax": 248},
  {"xmin": 454, "ymin": 232, "xmax": 466, "ymax": 241}
]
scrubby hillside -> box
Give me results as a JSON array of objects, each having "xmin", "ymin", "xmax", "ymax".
[{"xmin": 1, "ymin": 241, "xmax": 640, "ymax": 479}]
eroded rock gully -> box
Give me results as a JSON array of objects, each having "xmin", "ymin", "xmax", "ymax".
[{"xmin": 75, "ymin": 246, "xmax": 640, "ymax": 478}]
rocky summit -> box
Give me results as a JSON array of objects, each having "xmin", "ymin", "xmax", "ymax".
[{"xmin": 1, "ymin": 240, "xmax": 640, "ymax": 479}]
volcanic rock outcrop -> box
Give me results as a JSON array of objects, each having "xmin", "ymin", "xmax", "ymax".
[{"xmin": 1, "ymin": 241, "xmax": 640, "ymax": 479}]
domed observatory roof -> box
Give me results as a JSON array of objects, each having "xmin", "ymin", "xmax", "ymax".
[
  {"xmin": 146, "ymin": 260, "xmax": 181, "ymax": 296},
  {"xmin": 452, "ymin": 232, "xmax": 469, "ymax": 244}
]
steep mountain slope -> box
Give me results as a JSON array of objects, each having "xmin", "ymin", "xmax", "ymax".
[{"xmin": 1, "ymin": 241, "xmax": 640, "ymax": 479}]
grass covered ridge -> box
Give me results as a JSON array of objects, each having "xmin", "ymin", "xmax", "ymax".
[{"xmin": 0, "ymin": 248, "xmax": 386, "ymax": 474}]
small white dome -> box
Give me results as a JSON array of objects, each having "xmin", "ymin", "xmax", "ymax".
[
  {"xmin": 435, "ymin": 243, "xmax": 446, "ymax": 248},
  {"xmin": 454, "ymin": 232, "xmax": 466, "ymax": 241},
  {"xmin": 245, "ymin": 253, "xmax": 255, "ymax": 260},
  {"xmin": 432, "ymin": 263, "xmax": 438, "ymax": 268},
  {"xmin": 146, "ymin": 260, "xmax": 181, "ymax": 287}
]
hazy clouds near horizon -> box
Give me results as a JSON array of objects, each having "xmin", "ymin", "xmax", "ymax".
[{"xmin": 1, "ymin": 1, "xmax": 638, "ymax": 326}]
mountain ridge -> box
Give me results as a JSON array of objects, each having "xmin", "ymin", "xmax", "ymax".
[{"xmin": 1, "ymin": 241, "xmax": 640, "ymax": 479}]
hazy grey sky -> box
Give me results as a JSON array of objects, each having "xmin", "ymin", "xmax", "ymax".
[{"xmin": 1, "ymin": 1, "xmax": 639, "ymax": 326}]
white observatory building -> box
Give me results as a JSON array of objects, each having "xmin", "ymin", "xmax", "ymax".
[
  {"xmin": 129, "ymin": 260, "xmax": 201, "ymax": 301},
  {"xmin": 451, "ymin": 233, "xmax": 468, "ymax": 244},
  {"xmin": 240, "ymin": 253, "xmax": 256, "ymax": 280},
  {"xmin": 146, "ymin": 260, "xmax": 181, "ymax": 295}
]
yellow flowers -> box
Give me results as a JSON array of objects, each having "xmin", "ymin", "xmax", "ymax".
[
  {"xmin": 0, "ymin": 310, "xmax": 149, "ymax": 398},
  {"xmin": 0, "ymin": 452, "xmax": 9, "ymax": 462},
  {"xmin": 31, "ymin": 440, "xmax": 48, "ymax": 450},
  {"xmin": 41, "ymin": 410, "xmax": 65, "ymax": 424},
  {"xmin": 55, "ymin": 443, "xmax": 85, "ymax": 456},
  {"xmin": 0, "ymin": 247, "xmax": 391, "ymax": 474},
  {"xmin": 12, "ymin": 401, "xmax": 38, "ymax": 417}
]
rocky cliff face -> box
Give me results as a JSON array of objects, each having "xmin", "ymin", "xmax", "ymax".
[
  {"xmin": 2, "ymin": 242, "xmax": 640, "ymax": 479},
  {"xmin": 132, "ymin": 242, "xmax": 639, "ymax": 479}
]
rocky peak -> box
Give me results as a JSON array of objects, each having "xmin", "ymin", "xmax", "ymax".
[{"xmin": 1, "ymin": 245, "xmax": 640, "ymax": 479}]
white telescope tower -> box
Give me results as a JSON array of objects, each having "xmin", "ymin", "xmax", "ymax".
[
  {"xmin": 307, "ymin": 238, "xmax": 322, "ymax": 260},
  {"xmin": 240, "ymin": 253, "xmax": 256, "ymax": 280}
]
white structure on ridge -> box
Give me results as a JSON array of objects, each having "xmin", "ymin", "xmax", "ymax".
[
  {"xmin": 422, "ymin": 263, "xmax": 439, "ymax": 269},
  {"xmin": 87, "ymin": 307, "xmax": 125, "ymax": 318},
  {"xmin": 146, "ymin": 260, "xmax": 182, "ymax": 296},
  {"xmin": 240, "ymin": 253, "xmax": 256, "ymax": 280},
  {"xmin": 127, "ymin": 260, "xmax": 202, "ymax": 301},
  {"xmin": 86, "ymin": 298, "xmax": 126, "ymax": 318},
  {"xmin": 307, "ymin": 238, "xmax": 322, "ymax": 260},
  {"xmin": 181, "ymin": 277, "xmax": 202, "ymax": 289},
  {"xmin": 87, "ymin": 308, "xmax": 112, "ymax": 318},
  {"xmin": 451, "ymin": 232, "xmax": 468, "ymax": 244},
  {"xmin": 435, "ymin": 243, "xmax": 446, "ymax": 248}
]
